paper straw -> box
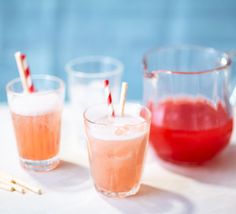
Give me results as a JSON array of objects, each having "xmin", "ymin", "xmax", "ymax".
[
  {"xmin": 15, "ymin": 52, "xmax": 28, "ymax": 92},
  {"xmin": 104, "ymin": 79, "xmax": 115, "ymax": 117},
  {"xmin": 14, "ymin": 51, "xmax": 35, "ymax": 93},
  {"xmin": 119, "ymin": 82, "xmax": 128, "ymax": 116}
]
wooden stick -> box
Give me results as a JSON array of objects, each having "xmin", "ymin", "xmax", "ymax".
[
  {"xmin": 11, "ymin": 183, "xmax": 26, "ymax": 194},
  {"xmin": 0, "ymin": 182, "xmax": 14, "ymax": 192},
  {"xmin": 0, "ymin": 172, "xmax": 42, "ymax": 195},
  {"xmin": 119, "ymin": 82, "xmax": 128, "ymax": 116},
  {"xmin": 0, "ymin": 176, "xmax": 26, "ymax": 194},
  {"xmin": 11, "ymin": 178, "xmax": 42, "ymax": 195}
]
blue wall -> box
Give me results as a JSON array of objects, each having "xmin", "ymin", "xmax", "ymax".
[{"xmin": 1, "ymin": 0, "xmax": 236, "ymax": 101}]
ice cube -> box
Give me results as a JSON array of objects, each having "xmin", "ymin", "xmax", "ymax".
[{"xmin": 114, "ymin": 125, "xmax": 130, "ymax": 136}]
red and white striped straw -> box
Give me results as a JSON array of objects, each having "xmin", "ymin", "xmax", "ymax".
[
  {"xmin": 104, "ymin": 79, "xmax": 115, "ymax": 117},
  {"xmin": 14, "ymin": 51, "xmax": 35, "ymax": 93}
]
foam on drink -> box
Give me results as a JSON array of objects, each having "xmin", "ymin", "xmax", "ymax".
[
  {"xmin": 89, "ymin": 115, "xmax": 147, "ymax": 141},
  {"xmin": 9, "ymin": 92, "xmax": 61, "ymax": 116}
]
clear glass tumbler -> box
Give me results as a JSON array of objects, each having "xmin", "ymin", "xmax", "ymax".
[
  {"xmin": 65, "ymin": 56, "xmax": 123, "ymax": 145},
  {"xmin": 6, "ymin": 75, "xmax": 65, "ymax": 171},
  {"xmin": 84, "ymin": 103, "xmax": 151, "ymax": 197},
  {"xmin": 65, "ymin": 56, "xmax": 123, "ymax": 112}
]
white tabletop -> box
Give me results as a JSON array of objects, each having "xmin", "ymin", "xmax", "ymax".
[{"xmin": 0, "ymin": 104, "xmax": 236, "ymax": 214}]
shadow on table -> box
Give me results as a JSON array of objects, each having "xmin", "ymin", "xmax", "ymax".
[
  {"xmin": 28, "ymin": 160, "xmax": 90, "ymax": 192},
  {"xmin": 103, "ymin": 184, "xmax": 194, "ymax": 214},
  {"xmin": 160, "ymin": 144, "xmax": 236, "ymax": 189}
]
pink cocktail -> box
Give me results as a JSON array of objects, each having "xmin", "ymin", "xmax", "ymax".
[
  {"xmin": 84, "ymin": 103, "xmax": 151, "ymax": 197},
  {"xmin": 6, "ymin": 75, "xmax": 65, "ymax": 171}
]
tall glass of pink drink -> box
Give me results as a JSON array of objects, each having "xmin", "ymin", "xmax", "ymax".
[
  {"xmin": 6, "ymin": 75, "xmax": 65, "ymax": 171},
  {"xmin": 84, "ymin": 103, "xmax": 151, "ymax": 197}
]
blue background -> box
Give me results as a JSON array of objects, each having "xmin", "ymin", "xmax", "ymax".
[{"xmin": 1, "ymin": 0, "xmax": 236, "ymax": 102}]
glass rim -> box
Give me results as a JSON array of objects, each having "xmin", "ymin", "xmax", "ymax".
[
  {"xmin": 65, "ymin": 55, "xmax": 124, "ymax": 78},
  {"xmin": 83, "ymin": 102, "xmax": 151, "ymax": 127},
  {"xmin": 143, "ymin": 44, "xmax": 232, "ymax": 75},
  {"xmin": 6, "ymin": 74, "xmax": 65, "ymax": 96}
]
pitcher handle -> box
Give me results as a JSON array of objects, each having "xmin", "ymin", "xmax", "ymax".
[{"xmin": 226, "ymin": 50, "xmax": 236, "ymax": 105}]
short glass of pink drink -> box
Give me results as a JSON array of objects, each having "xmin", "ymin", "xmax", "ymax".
[
  {"xmin": 84, "ymin": 103, "xmax": 151, "ymax": 197},
  {"xmin": 6, "ymin": 75, "xmax": 65, "ymax": 172}
]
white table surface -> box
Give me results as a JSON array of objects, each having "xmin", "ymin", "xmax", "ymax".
[{"xmin": 0, "ymin": 104, "xmax": 236, "ymax": 214}]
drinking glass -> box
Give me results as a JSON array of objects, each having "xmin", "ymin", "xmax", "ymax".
[
  {"xmin": 84, "ymin": 103, "xmax": 151, "ymax": 197},
  {"xmin": 65, "ymin": 56, "xmax": 123, "ymax": 144},
  {"xmin": 6, "ymin": 75, "xmax": 65, "ymax": 171},
  {"xmin": 66, "ymin": 56, "xmax": 123, "ymax": 112}
]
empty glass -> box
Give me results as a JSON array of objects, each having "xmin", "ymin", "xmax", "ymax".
[{"xmin": 65, "ymin": 56, "xmax": 123, "ymax": 143}]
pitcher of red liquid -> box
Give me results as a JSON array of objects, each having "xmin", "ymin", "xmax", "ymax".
[{"xmin": 143, "ymin": 45, "xmax": 235, "ymax": 164}]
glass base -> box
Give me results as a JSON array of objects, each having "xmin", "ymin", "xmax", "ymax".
[
  {"xmin": 95, "ymin": 183, "xmax": 140, "ymax": 198},
  {"xmin": 19, "ymin": 156, "xmax": 59, "ymax": 172}
]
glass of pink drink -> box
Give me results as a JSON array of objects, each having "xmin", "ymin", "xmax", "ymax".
[
  {"xmin": 6, "ymin": 75, "xmax": 65, "ymax": 171},
  {"xmin": 84, "ymin": 103, "xmax": 151, "ymax": 198}
]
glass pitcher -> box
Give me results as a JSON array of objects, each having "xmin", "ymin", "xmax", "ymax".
[{"xmin": 143, "ymin": 45, "xmax": 234, "ymax": 164}]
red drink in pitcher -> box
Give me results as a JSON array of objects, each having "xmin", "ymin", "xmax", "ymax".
[
  {"xmin": 148, "ymin": 98, "xmax": 233, "ymax": 164},
  {"xmin": 143, "ymin": 45, "xmax": 234, "ymax": 164}
]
